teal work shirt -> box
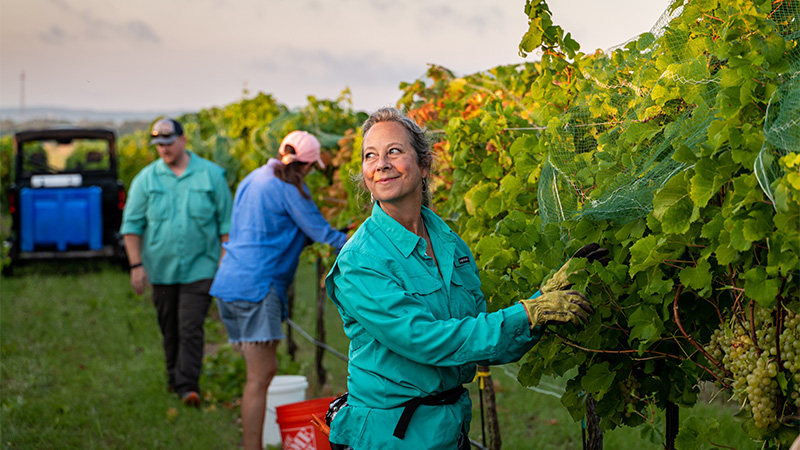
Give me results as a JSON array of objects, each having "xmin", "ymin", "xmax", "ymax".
[
  {"xmin": 325, "ymin": 203, "xmax": 539, "ymax": 450},
  {"xmin": 120, "ymin": 151, "xmax": 233, "ymax": 285}
]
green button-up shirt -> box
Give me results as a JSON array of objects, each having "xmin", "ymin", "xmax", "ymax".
[
  {"xmin": 120, "ymin": 151, "xmax": 232, "ymax": 285},
  {"xmin": 325, "ymin": 203, "xmax": 539, "ymax": 450}
]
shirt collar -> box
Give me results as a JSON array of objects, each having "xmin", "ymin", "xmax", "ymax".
[{"xmin": 370, "ymin": 202, "xmax": 446, "ymax": 259}]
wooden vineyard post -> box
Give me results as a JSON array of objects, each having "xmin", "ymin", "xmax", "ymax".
[
  {"xmin": 315, "ymin": 258, "xmax": 328, "ymax": 388},
  {"xmin": 585, "ymin": 395, "xmax": 603, "ymax": 450},
  {"xmin": 666, "ymin": 401, "xmax": 678, "ymax": 450},
  {"xmin": 477, "ymin": 365, "xmax": 502, "ymax": 450},
  {"xmin": 286, "ymin": 283, "xmax": 297, "ymax": 360}
]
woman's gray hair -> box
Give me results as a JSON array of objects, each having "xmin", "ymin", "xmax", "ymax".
[{"xmin": 355, "ymin": 107, "xmax": 433, "ymax": 207}]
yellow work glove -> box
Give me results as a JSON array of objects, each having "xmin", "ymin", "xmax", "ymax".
[
  {"xmin": 519, "ymin": 290, "xmax": 594, "ymax": 329},
  {"xmin": 540, "ymin": 243, "xmax": 610, "ymax": 294}
]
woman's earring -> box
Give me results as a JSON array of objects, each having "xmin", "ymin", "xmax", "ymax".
[
  {"xmin": 422, "ymin": 178, "xmax": 428, "ymax": 193},
  {"xmin": 370, "ymin": 192, "xmax": 375, "ymax": 203}
]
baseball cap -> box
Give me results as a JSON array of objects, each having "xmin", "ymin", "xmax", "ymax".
[
  {"xmin": 279, "ymin": 130, "xmax": 325, "ymax": 168},
  {"xmin": 150, "ymin": 118, "xmax": 184, "ymax": 145}
]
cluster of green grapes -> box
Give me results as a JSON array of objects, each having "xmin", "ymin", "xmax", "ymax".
[
  {"xmin": 779, "ymin": 310, "xmax": 800, "ymax": 409},
  {"xmin": 618, "ymin": 374, "xmax": 642, "ymax": 418},
  {"xmin": 704, "ymin": 307, "xmax": 799, "ymax": 430}
]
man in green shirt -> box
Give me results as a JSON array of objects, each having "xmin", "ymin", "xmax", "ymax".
[{"xmin": 120, "ymin": 118, "xmax": 232, "ymax": 407}]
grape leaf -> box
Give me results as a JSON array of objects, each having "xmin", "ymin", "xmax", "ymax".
[
  {"xmin": 679, "ymin": 259, "xmax": 712, "ymax": 293},
  {"xmin": 675, "ymin": 416, "xmax": 720, "ymax": 450},
  {"xmin": 581, "ymin": 362, "xmax": 615, "ymax": 398},
  {"xmin": 628, "ymin": 305, "xmax": 664, "ymax": 352}
]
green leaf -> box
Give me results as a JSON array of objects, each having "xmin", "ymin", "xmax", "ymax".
[
  {"xmin": 629, "ymin": 235, "xmax": 659, "ymax": 276},
  {"xmin": 672, "ymin": 144, "xmax": 697, "ymax": 164},
  {"xmin": 481, "ymin": 156, "xmax": 505, "ymax": 179},
  {"xmin": 475, "ymin": 235, "xmax": 504, "ymax": 268},
  {"xmin": 679, "ymin": 259, "xmax": 712, "ymax": 293},
  {"xmin": 463, "ymin": 182, "xmax": 495, "ymax": 216},
  {"xmin": 560, "ymin": 377, "xmax": 586, "ymax": 422},
  {"xmin": 675, "ymin": 416, "xmax": 720, "ymax": 450},
  {"xmin": 627, "ymin": 305, "xmax": 664, "ymax": 352},
  {"xmin": 700, "ymin": 213, "xmax": 723, "ymax": 239},
  {"xmin": 581, "ymin": 362, "xmax": 615, "ymax": 398},
  {"xmin": 519, "ymin": 17, "xmax": 544, "ymax": 55},
  {"xmin": 653, "ymin": 174, "xmax": 698, "ymax": 234},
  {"xmin": 690, "ymin": 169, "xmax": 716, "ymax": 208},
  {"xmin": 715, "ymin": 230, "xmax": 739, "ymax": 265},
  {"xmin": 483, "ymin": 195, "xmax": 504, "ymax": 219},
  {"xmin": 742, "ymin": 210, "xmax": 771, "ymax": 243},
  {"xmin": 642, "ymin": 275, "xmax": 674, "ymax": 296},
  {"xmin": 690, "ymin": 153, "xmax": 735, "ymax": 207},
  {"xmin": 728, "ymin": 217, "xmax": 752, "ymax": 251},
  {"xmin": 743, "ymin": 267, "xmax": 780, "ymax": 308}
]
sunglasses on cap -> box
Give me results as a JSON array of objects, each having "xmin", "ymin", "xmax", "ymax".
[{"xmin": 152, "ymin": 132, "xmax": 175, "ymax": 138}]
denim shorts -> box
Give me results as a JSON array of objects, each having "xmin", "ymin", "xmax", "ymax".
[{"xmin": 216, "ymin": 287, "xmax": 285, "ymax": 343}]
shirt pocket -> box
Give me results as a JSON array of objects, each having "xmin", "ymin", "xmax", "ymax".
[
  {"xmin": 188, "ymin": 187, "xmax": 215, "ymax": 222},
  {"xmin": 145, "ymin": 188, "xmax": 168, "ymax": 221},
  {"xmin": 406, "ymin": 272, "xmax": 445, "ymax": 317},
  {"xmin": 450, "ymin": 264, "xmax": 483, "ymax": 316},
  {"xmin": 406, "ymin": 272, "xmax": 442, "ymax": 297}
]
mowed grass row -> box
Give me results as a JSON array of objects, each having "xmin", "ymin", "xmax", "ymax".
[
  {"xmin": 1, "ymin": 261, "xmax": 761, "ymax": 449},
  {"xmin": 1, "ymin": 262, "xmax": 241, "ymax": 449}
]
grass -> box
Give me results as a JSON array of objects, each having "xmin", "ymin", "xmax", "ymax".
[
  {"xmin": 1, "ymin": 261, "xmax": 240, "ymax": 449},
  {"xmin": 1, "ymin": 259, "xmax": 765, "ymax": 449}
]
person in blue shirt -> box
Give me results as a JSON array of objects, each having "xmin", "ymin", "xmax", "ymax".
[
  {"xmin": 324, "ymin": 107, "xmax": 604, "ymax": 450},
  {"xmin": 210, "ymin": 130, "xmax": 348, "ymax": 450}
]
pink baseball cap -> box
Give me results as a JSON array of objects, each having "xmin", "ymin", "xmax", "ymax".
[{"xmin": 278, "ymin": 130, "xmax": 324, "ymax": 168}]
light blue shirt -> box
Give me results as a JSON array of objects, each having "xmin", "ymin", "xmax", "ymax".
[
  {"xmin": 210, "ymin": 159, "xmax": 347, "ymax": 305},
  {"xmin": 325, "ymin": 203, "xmax": 540, "ymax": 450},
  {"xmin": 120, "ymin": 151, "xmax": 232, "ymax": 285}
]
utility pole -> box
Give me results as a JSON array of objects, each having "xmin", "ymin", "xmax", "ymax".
[{"xmin": 20, "ymin": 71, "xmax": 26, "ymax": 122}]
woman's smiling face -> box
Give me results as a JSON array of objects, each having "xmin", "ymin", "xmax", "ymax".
[{"xmin": 362, "ymin": 121, "xmax": 428, "ymax": 208}]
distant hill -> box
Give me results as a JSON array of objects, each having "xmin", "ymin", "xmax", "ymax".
[
  {"xmin": 0, "ymin": 107, "xmax": 190, "ymax": 137},
  {"xmin": 0, "ymin": 107, "xmax": 188, "ymax": 124}
]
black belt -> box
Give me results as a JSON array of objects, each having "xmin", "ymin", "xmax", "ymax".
[{"xmin": 393, "ymin": 386, "xmax": 467, "ymax": 439}]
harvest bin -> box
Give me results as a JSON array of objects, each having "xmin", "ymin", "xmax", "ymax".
[{"xmin": 19, "ymin": 186, "xmax": 103, "ymax": 252}]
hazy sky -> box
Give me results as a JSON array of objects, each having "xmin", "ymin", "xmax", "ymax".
[{"xmin": 0, "ymin": 0, "xmax": 670, "ymax": 114}]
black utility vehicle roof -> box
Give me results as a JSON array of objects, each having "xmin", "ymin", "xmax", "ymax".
[{"xmin": 15, "ymin": 128, "xmax": 116, "ymax": 143}]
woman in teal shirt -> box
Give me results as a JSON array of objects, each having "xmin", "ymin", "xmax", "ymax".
[{"xmin": 325, "ymin": 107, "xmax": 598, "ymax": 449}]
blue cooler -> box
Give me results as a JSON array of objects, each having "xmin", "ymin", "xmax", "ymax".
[{"xmin": 19, "ymin": 186, "xmax": 103, "ymax": 252}]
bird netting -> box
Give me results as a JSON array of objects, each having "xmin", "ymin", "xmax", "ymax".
[{"xmin": 538, "ymin": 0, "xmax": 800, "ymax": 226}]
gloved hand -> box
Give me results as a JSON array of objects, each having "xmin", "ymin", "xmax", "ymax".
[
  {"xmin": 540, "ymin": 242, "xmax": 610, "ymax": 293},
  {"xmin": 520, "ymin": 290, "xmax": 594, "ymax": 328}
]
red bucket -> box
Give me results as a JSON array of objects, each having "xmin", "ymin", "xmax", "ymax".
[{"xmin": 275, "ymin": 396, "xmax": 336, "ymax": 450}]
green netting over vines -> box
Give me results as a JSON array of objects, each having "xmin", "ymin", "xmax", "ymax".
[{"xmin": 538, "ymin": 0, "xmax": 800, "ymax": 226}]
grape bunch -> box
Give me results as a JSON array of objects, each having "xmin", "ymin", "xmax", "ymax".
[
  {"xmin": 618, "ymin": 374, "xmax": 642, "ymax": 418},
  {"xmin": 779, "ymin": 310, "xmax": 800, "ymax": 409},
  {"xmin": 703, "ymin": 306, "xmax": 799, "ymax": 430}
]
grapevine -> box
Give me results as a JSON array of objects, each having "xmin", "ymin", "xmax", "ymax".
[{"xmin": 395, "ymin": 0, "xmax": 800, "ymax": 446}]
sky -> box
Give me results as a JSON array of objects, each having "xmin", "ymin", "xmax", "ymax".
[{"xmin": 0, "ymin": 0, "xmax": 671, "ymax": 117}]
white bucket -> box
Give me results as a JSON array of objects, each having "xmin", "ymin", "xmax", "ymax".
[{"xmin": 263, "ymin": 375, "xmax": 309, "ymax": 448}]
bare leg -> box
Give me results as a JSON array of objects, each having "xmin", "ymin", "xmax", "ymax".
[{"xmin": 240, "ymin": 341, "xmax": 279, "ymax": 450}]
